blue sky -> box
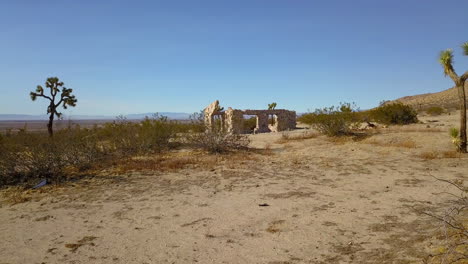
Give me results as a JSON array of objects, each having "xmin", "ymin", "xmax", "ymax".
[{"xmin": 1, "ymin": 0, "xmax": 468, "ymax": 116}]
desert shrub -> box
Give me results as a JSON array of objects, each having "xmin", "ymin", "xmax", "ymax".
[
  {"xmin": 172, "ymin": 112, "xmax": 206, "ymax": 134},
  {"xmin": 426, "ymin": 106, "xmax": 445, "ymax": 116},
  {"xmin": 95, "ymin": 115, "xmax": 180, "ymax": 155},
  {"xmin": 0, "ymin": 128, "xmax": 103, "ymax": 186},
  {"xmin": 298, "ymin": 103, "xmax": 362, "ymax": 136},
  {"xmin": 0, "ymin": 112, "xmax": 255, "ymax": 187},
  {"xmin": 138, "ymin": 116, "xmax": 179, "ymax": 152},
  {"xmin": 187, "ymin": 128, "xmax": 250, "ymax": 153},
  {"xmin": 0, "ymin": 115, "xmax": 183, "ymax": 187},
  {"xmin": 370, "ymin": 102, "xmax": 418, "ymax": 125}
]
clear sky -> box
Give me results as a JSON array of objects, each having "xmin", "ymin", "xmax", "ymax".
[{"xmin": 1, "ymin": 0, "xmax": 468, "ymax": 116}]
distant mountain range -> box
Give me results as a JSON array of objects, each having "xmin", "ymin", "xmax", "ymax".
[{"xmin": 0, "ymin": 112, "xmax": 192, "ymax": 121}]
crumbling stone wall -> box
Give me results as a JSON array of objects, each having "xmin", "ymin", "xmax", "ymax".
[
  {"xmin": 225, "ymin": 107, "xmax": 244, "ymax": 134},
  {"xmin": 203, "ymin": 100, "xmax": 224, "ymax": 131},
  {"xmin": 203, "ymin": 101, "xmax": 296, "ymax": 134}
]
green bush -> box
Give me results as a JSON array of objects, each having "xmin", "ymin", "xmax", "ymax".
[
  {"xmin": 370, "ymin": 102, "xmax": 418, "ymax": 125},
  {"xmin": 298, "ymin": 103, "xmax": 362, "ymax": 136},
  {"xmin": 426, "ymin": 106, "xmax": 445, "ymax": 116}
]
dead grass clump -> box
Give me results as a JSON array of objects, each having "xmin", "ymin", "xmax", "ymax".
[
  {"xmin": 276, "ymin": 131, "xmax": 319, "ymax": 144},
  {"xmin": 1, "ymin": 186, "xmax": 33, "ymax": 204},
  {"xmin": 366, "ymin": 139, "xmax": 418, "ymax": 148},
  {"xmin": 261, "ymin": 143, "xmax": 274, "ymax": 156},
  {"xmin": 326, "ymin": 136, "xmax": 352, "ymax": 145},
  {"xmin": 394, "ymin": 140, "xmax": 418, "ymax": 148},
  {"xmin": 387, "ymin": 127, "xmax": 445, "ymax": 133},
  {"xmin": 266, "ymin": 220, "xmax": 285, "ymax": 233},
  {"xmin": 114, "ymin": 150, "xmax": 258, "ymax": 174},
  {"xmin": 65, "ymin": 236, "xmax": 98, "ymax": 253},
  {"xmin": 441, "ymin": 150, "xmax": 461, "ymax": 159},
  {"xmin": 1, "ymin": 183, "xmax": 75, "ymax": 205},
  {"xmin": 418, "ymin": 151, "xmax": 439, "ymax": 160},
  {"xmin": 417, "ymin": 150, "xmax": 462, "ymax": 160},
  {"xmin": 223, "ymin": 151, "xmax": 261, "ymax": 169},
  {"xmin": 115, "ymin": 152, "xmax": 211, "ymax": 173},
  {"xmin": 289, "ymin": 154, "xmax": 304, "ymax": 166}
]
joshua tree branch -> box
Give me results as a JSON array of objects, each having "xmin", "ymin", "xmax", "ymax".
[
  {"xmin": 430, "ymin": 175, "xmax": 467, "ymax": 192},
  {"xmin": 30, "ymin": 92, "xmax": 52, "ymax": 101},
  {"xmin": 460, "ymin": 71, "xmax": 468, "ymax": 82},
  {"xmin": 446, "ymin": 68, "xmax": 460, "ymax": 84}
]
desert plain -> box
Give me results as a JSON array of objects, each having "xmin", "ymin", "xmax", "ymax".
[{"xmin": 0, "ymin": 112, "xmax": 467, "ymax": 264}]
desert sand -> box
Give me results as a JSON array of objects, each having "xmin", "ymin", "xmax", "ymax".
[{"xmin": 1, "ymin": 112, "xmax": 467, "ymax": 264}]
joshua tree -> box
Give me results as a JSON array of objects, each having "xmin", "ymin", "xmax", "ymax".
[
  {"xmin": 30, "ymin": 77, "xmax": 77, "ymax": 137},
  {"xmin": 268, "ymin": 102, "xmax": 277, "ymax": 125},
  {"xmin": 439, "ymin": 42, "xmax": 468, "ymax": 152},
  {"xmin": 268, "ymin": 102, "xmax": 277, "ymax": 110}
]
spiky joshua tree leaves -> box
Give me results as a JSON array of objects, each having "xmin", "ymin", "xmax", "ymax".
[
  {"xmin": 268, "ymin": 102, "xmax": 277, "ymax": 110},
  {"xmin": 268, "ymin": 102, "xmax": 277, "ymax": 125},
  {"xmin": 439, "ymin": 42, "xmax": 468, "ymax": 153},
  {"xmin": 30, "ymin": 77, "xmax": 77, "ymax": 137}
]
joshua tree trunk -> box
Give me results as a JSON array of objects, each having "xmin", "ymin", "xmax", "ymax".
[
  {"xmin": 47, "ymin": 105, "xmax": 55, "ymax": 137},
  {"xmin": 458, "ymin": 82, "xmax": 467, "ymax": 152}
]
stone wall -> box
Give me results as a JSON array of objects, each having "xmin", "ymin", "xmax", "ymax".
[
  {"xmin": 225, "ymin": 107, "xmax": 244, "ymax": 134},
  {"xmin": 203, "ymin": 101, "xmax": 296, "ymax": 134}
]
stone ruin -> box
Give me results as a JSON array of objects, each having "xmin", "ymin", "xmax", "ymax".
[{"xmin": 203, "ymin": 100, "xmax": 296, "ymax": 134}]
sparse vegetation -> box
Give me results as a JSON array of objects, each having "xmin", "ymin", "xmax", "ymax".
[
  {"xmin": 277, "ymin": 131, "xmax": 319, "ymax": 143},
  {"xmin": 0, "ymin": 128, "xmax": 102, "ymax": 186},
  {"xmin": 187, "ymin": 128, "xmax": 250, "ymax": 154},
  {"xmin": 0, "ymin": 114, "xmax": 219, "ymax": 187},
  {"xmin": 425, "ymin": 106, "xmax": 445, "ymax": 116},
  {"xmin": 95, "ymin": 115, "xmax": 178, "ymax": 155},
  {"xmin": 298, "ymin": 102, "xmax": 361, "ymax": 137},
  {"xmin": 370, "ymin": 102, "xmax": 418, "ymax": 125}
]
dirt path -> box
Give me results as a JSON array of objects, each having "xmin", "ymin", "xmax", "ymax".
[{"xmin": 1, "ymin": 116, "xmax": 466, "ymax": 263}]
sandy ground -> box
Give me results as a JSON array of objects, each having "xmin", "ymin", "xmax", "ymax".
[{"xmin": 1, "ymin": 113, "xmax": 467, "ymax": 264}]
